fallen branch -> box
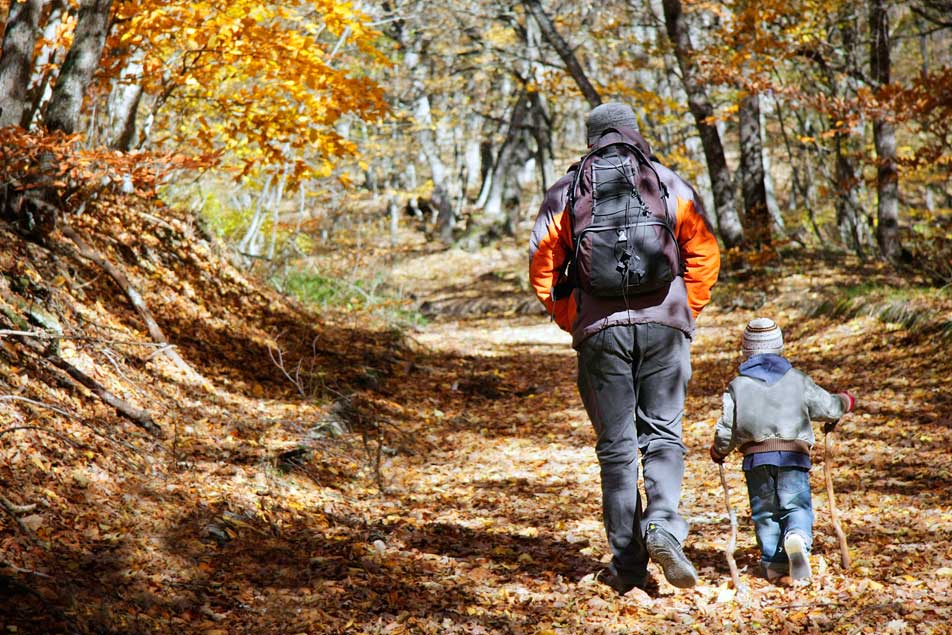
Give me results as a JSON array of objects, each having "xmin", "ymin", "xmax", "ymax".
[
  {"xmin": 0, "ymin": 495, "xmax": 35, "ymax": 515},
  {"xmin": 0, "ymin": 561, "xmax": 50, "ymax": 578},
  {"xmin": 0, "ymin": 494, "xmax": 40, "ymax": 547},
  {"xmin": 8, "ymin": 334, "xmax": 161, "ymax": 436},
  {"xmin": 0, "ymin": 394, "xmax": 139, "ymax": 455},
  {"xmin": 0, "ymin": 425, "xmax": 82, "ymax": 449},
  {"xmin": 1, "ymin": 328, "xmax": 183, "ymax": 349},
  {"xmin": 0, "ymin": 394, "xmax": 74, "ymax": 418},
  {"xmin": 59, "ymin": 224, "xmax": 207, "ymax": 386},
  {"xmin": 0, "ymin": 329, "xmax": 47, "ymax": 338}
]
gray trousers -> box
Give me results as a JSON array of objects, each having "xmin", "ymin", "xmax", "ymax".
[{"xmin": 577, "ymin": 323, "xmax": 691, "ymax": 578}]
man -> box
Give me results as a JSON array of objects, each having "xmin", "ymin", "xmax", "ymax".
[{"xmin": 528, "ymin": 102, "xmax": 720, "ymax": 594}]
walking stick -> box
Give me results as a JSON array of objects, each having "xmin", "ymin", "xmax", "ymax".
[
  {"xmin": 718, "ymin": 463, "xmax": 743, "ymax": 590},
  {"xmin": 824, "ymin": 429, "xmax": 851, "ymax": 569}
]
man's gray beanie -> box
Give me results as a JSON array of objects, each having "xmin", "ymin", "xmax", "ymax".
[{"xmin": 586, "ymin": 102, "xmax": 639, "ymax": 145}]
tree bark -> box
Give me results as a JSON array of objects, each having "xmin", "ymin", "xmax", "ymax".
[
  {"xmin": 482, "ymin": 89, "xmax": 530, "ymax": 227},
  {"xmin": 834, "ymin": 14, "xmax": 873, "ymax": 258},
  {"xmin": 869, "ymin": 0, "xmax": 902, "ymax": 262},
  {"xmin": 661, "ymin": 0, "xmax": 743, "ymax": 249},
  {"xmin": 522, "ymin": 0, "xmax": 601, "ymax": 108},
  {"xmin": 0, "ymin": 0, "xmax": 45, "ymax": 128},
  {"xmin": 24, "ymin": 0, "xmax": 68, "ymax": 128},
  {"xmin": 834, "ymin": 133, "xmax": 868, "ymax": 259},
  {"xmin": 412, "ymin": 91, "xmax": 454, "ymax": 243},
  {"xmin": 528, "ymin": 90, "xmax": 555, "ymax": 192},
  {"xmin": 739, "ymin": 92, "xmax": 771, "ymax": 247},
  {"xmin": 107, "ymin": 50, "xmax": 144, "ymax": 150},
  {"xmin": 43, "ymin": 0, "xmax": 113, "ymax": 133}
]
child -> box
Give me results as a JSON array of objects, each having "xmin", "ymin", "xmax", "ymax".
[{"xmin": 709, "ymin": 317, "xmax": 855, "ymax": 583}]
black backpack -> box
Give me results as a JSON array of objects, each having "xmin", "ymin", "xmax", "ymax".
[{"xmin": 565, "ymin": 134, "xmax": 682, "ymax": 300}]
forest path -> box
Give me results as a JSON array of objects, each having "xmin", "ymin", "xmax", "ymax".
[{"xmin": 360, "ymin": 243, "xmax": 952, "ymax": 633}]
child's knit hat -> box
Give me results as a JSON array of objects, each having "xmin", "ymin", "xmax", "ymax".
[{"xmin": 742, "ymin": 317, "xmax": 784, "ymax": 356}]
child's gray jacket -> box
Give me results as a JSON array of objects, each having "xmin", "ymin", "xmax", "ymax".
[{"xmin": 712, "ymin": 356, "xmax": 849, "ymax": 458}]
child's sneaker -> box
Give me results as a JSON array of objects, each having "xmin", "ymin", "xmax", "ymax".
[{"xmin": 783, "ymin": 532, "xmax": 811, "ymax": 581}]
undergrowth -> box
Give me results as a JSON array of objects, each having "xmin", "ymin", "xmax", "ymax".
[
  {"xmin": 271, "ymin": 269, "xmax": 426, "ymax": 330},
  {"xmin": 808, "ymin": 283, "xmax": 952, "ymax": 340}
]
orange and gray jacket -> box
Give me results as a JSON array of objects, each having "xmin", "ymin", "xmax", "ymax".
[{"xmin": 528, "ymin": 129, "xmax": 721, "ymax": 348}]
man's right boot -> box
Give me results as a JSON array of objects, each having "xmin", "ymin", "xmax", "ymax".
[{"xmin": 646, "ymin": 523, "xmax": 698, "ymax": 588}]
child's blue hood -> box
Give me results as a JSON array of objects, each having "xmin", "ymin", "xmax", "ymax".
[{"xmin": 739, "ymin": 354, "xmax": 792, "ymax": 386}]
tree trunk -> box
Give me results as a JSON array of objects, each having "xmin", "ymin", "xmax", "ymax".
[
  {"xmin": 869, "ymin": 0, "xmax": 902, "ymax": 262},
  {"xmin": 739, "ymin": 92, "xmax": 771, "ymax": 247},
  {"xmin": 834, "ymin": 133, "xmax": 868, "ymax": 259},
  {"xmin": 0, "ymin": 0, "xmax": 45, "ymax": 128},
  {"xmin": 25, "ymin": 0, "xmax": 68, "ymax": 128},
  {"xmin": 528, "ymin": 90, "xmax": 555, "ymax": 192},
  {"xmin": 522, "ymin": 0, "xmax": 601, "ymax": 108},
  {"xmin": 386, "ymin": 0, "xmax": 457, "ymax": 245},
  {"xmin": 43, "ymin": 0, "xmax": 113, "ymax": 133},
  {"xmin": 482, "ymin": 90, "xmax": 530, "ymax": 227},
  {"xmin": 412, "ymin": 92, "xmax": 454, "ymax": 243},
  {"xmin": 835, "ymin": 14, "xmax": 873, "ymax": 258},
  {"xmin": 661, "ymin": 0, "xmax": 743, "ymax": 249},
  {"xmin": 108, "ymin": 50, "xmax": 144, "ymax": 150}
]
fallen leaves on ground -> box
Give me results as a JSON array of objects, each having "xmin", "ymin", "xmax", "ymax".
[{"xmin": 1, "ymin": 199, "xmax": 950, "ymax": 634}]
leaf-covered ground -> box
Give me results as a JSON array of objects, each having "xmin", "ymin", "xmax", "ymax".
[{"xmin": 2, "ymin": 198, "xmax": 951, "ymax": 634}]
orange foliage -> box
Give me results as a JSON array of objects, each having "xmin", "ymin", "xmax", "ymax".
[{"xmin": 0, "ymin": 127, "xmax": 217, "ymax": 208}]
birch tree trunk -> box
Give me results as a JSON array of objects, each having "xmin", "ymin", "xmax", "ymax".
[
  {"xmin": 412, "ymin": 91, "xmax": 454, "ymax": 243},
  {"xmin": 834, "ymin": 14, "xmax": 873, "ymax": 258},
  {"xmin": 834, "ymin": 134, "xmax": 868, "ymax": 259},
  {"xmin": 528, "ymin": 90, "xmax": 555, "ymax": 192},
  {"xmin": 0, "ymin": 0, "xmax": 45, "ymax": 128},
  {"xmin": 482, "ymin": 90, "xmax": 530, "ymax": 226},
  {"xmin": 25, "ymin": 0, "xmax": 68, "ymax": 128},
  {"xmin": 869, "ymin": 0, "xmax": 902, "ymax": 262},
  {"xmin": 661, "ymin": 0, "xmax": 744, "ymax": 249},
  {"xmin": 44, "ymin": 0, "xmax": 113, "ymax": 134},
  {"xmin": 739, "ymin": 92, "xmax": 772, "ymax": 247},
  {"xmin": 108, "ymin": 50, "xmax": 144, "ymax": 150}
]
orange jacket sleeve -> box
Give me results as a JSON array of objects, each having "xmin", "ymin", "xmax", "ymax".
[
  {"xmin": 674, "ymin": 195, "xmax": 720, "ymax": 318},
  {"xmin": 529, "ymin": 175, "xmax": 577, "ymax": 332}
]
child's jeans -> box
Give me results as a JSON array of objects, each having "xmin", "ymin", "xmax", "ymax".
[{"xmin": 745, "ymin": 465, "xmax": 814, "ymax": 573}]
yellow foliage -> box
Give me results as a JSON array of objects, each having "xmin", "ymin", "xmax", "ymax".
[{"xmin": 102, "ymin": 0, "xmax": 390, "ymax": 182}]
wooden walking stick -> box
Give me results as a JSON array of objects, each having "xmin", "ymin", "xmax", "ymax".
[
  {"xmin": 824, "ymin": 428, "xmax": 851, "ymax": 569},
  {"xmin": 718, "ymin": 463, "xmax": 743, "ymax": 590}
]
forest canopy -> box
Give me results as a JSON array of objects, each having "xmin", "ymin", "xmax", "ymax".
[{"xmin": 0, "ymin": 0, "xmax": 950, "ymax": 272}]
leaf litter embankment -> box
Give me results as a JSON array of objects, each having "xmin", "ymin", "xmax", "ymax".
[{"xmin": 1, "ymin": 197, "xmax": 951, "ymax": 634}]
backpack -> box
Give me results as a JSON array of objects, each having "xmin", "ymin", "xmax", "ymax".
[{"xmin": 566, "ymin": 133, "xmax": 682, "ymax": 300}]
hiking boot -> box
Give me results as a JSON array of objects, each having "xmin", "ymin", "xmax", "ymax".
[
  {"xmin": 645, "ymin": 524, "xmax": 698, "ymax": 588},
  {"xmin": 763, "ymin": 563, "xmax": 792, "ymax": 586},
  {"xmin": 783, "ymin": 532, "xmax": 812, "ymax": 581}
]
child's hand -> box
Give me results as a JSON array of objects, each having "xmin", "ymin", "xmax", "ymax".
[{"xmin": 709, "ymin": 445, "xmax": 725, "ymax": 464}]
